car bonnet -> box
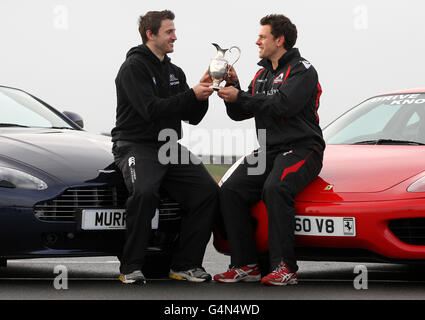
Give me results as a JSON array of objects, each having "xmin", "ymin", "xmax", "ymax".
[
  {"xmin": 297, "ymin": 144, "xmax": 425, "ymax": 200},
  {"xmin": 0, "ymin": 128, "xmax": 115, "ymax": 185}
]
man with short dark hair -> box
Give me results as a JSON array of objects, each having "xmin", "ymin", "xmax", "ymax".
[
  {"xmin": 111, "ymin": 10, "xmax": 218, "ymax": 284},
  {"xmin": 214, "ymin": 14, "xmax": 325, "ymax": 286}
]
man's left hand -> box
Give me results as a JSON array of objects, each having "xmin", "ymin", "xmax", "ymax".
[
  {"xmin": 200, "ymin": 70, "xmax": 213, "ymax": 84},
  {"xmin": 217, "ymin": 86, "xmax": 239, "ymax": 103}
]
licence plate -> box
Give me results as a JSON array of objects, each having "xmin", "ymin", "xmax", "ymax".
[
  {"xmin": 294, "ymin": 216, "xmax": 356, "ymax": 237},
  {"xmin": 79, "ymin": 209, "xmax": 159, "ymax": 231}
]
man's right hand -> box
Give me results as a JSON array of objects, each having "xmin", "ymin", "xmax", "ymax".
[
  {"xmin": 225, "ymin": 66, "xmax": 239, "ymax": 86},
  {"xmin": 193, "ymin": 83, "xmax": 214, "ymax": 101}
]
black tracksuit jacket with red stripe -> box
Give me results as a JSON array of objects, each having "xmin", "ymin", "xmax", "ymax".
[{"xmin": 226, "ymin": 48, "xmax": 325, "ymax": 151}]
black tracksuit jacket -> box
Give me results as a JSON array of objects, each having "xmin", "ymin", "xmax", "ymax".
[
  {"xmin": 111, "ymin": 44, "xmax": 208, "ymax": 143},
  {"xmin": 226, "ymin": 48, "xmax": 325, "ymax": 151},
  {"xmin": 220, "ymin": 48, "xmax": 325, "ymax": 272},
  {"xmin": 110, "ymin": 45, "xmax": 218, "ymax": 274}
]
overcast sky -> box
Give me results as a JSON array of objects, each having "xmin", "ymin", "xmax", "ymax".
[{"xmin": 1, "ymin": 0, "xmax": 424, "ymax": 155}]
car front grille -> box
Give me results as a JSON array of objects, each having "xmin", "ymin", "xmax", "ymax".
[
  {"xmin": 34, "ymin": 186, "xmax": 181, "ymax": 224},
  {"xmin": 388, "ymin": 218, "xmax": 425, "ymax": 245}
]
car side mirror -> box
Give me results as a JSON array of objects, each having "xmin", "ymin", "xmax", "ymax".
[{"xmin": 63, "ymin": 111, "xmax": 84, "ymax": 129}]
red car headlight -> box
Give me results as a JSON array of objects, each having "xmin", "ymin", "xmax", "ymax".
[{"xmin": 407, "ymin": 176, "xmax": 425, "ymax": 193}]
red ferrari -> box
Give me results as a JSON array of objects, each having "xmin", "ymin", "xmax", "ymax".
[{"xmin": 214, "ymin": 88, "xmax": 425, "ymax": 264}]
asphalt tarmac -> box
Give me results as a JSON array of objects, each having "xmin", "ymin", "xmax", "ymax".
[{"xmin": 2, "ymin": 240, "xmax": 425, "ymax": 301}]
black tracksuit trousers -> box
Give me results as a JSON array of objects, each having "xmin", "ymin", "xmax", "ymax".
[
  {"xmin": 113, "ymin": 142, "xmax": 219, "ymax": 274},
  {"xmin": 220, "ymin": 145, "xmax": 323, "ymax": 273}
]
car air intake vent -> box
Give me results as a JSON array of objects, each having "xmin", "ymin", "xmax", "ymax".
[
  {"xmin": 388, "ymin": 218, "xmax": 425, "ymax": 245},
  {"xmin": 34, "ymin": 186, "xmax": 181, "ymax": 224}
]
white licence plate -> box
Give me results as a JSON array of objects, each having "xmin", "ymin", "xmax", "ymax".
[
  {"xmin": 80, "ymin": 209, "xmax": 159, "ymax": 230},
  {"xmin": 294, "ymin": 216, "xmax": 356, "ymax": 237}
]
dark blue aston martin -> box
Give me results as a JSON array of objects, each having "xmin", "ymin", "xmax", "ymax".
[{"xmin": 0, "ymin": 85, "xmax": 180, "ymax": 276}]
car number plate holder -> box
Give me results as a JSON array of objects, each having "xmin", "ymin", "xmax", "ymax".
[
  {"xmin": 294, "ymin": 216, "xmax": 356, "ymax": 237},
  {"xmin": 77, "ymin": 209, "xmax": 159, "ymax": 231}
]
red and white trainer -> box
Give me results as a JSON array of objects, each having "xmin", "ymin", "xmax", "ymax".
[
  {"xmin": 261, "ymin": 262, "xmax": 298, "ymax": 286},
  {"xmin": 214, "ymin": 264, "xmax": 261, "ymax": 283}
]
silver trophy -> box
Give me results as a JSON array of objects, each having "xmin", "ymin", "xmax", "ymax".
[{"xmin": 208, "ymin": 43, "xmax": 241, "ymax": 90}]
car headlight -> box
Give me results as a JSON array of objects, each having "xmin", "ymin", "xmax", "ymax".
[
  {"xmin": 0, "ymin": 167, "xmax": 48, "ymax": 190},
  {"xmin": 407, "ymin": 175, "xmax": 425, "ymax": 193}
]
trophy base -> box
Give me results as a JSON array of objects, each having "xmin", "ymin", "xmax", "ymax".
[{"xmin": 210, "ymin": 84, "xmax": 223, "ymax": 91}]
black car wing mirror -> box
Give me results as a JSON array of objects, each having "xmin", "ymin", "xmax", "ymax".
[{"xmin": 63, "ymin": 111, "xmax": 84, "ymax": 129}]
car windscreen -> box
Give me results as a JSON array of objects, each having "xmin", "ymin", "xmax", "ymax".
[
  {"xmin": 324, "ymin": 93, "xmax": 425, "ymax": 145},
  {"xmin": 0, "ymin": 87, "xmax": 74, "ymax": 129}
]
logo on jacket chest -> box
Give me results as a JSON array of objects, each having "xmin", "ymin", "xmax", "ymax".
[
  {"xmin": 254, "ymin": 71, "xmax": 286, "ymax": 95},
  {"xmin": 169, "ymin": 74, "xmax": 180, "ymax": 86},
  {"xmin": 273, "ymin": 72, "xmax": 285, "ymax": 84}
]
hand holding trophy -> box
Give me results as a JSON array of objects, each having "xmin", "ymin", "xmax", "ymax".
[{"xmin": 208, "ymin": 43, "xmax": 241, "ymax": 91}]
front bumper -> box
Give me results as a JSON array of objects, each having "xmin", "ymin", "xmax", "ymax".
[
  {"xmin": 214, "ymin": 198, "xmax": 425, "ymax": 262},
  {"xmin": 0, "ymin": 206, "xmax": 179, "ymax": 259},
  {"xmin": 294, "ymin": 198, "xmax": 425, "ymax": 260}
]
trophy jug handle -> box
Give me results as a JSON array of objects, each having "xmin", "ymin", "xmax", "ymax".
[{"xmin": 227, "ymin": 46, "xmax": 241, "ymax": 67}]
